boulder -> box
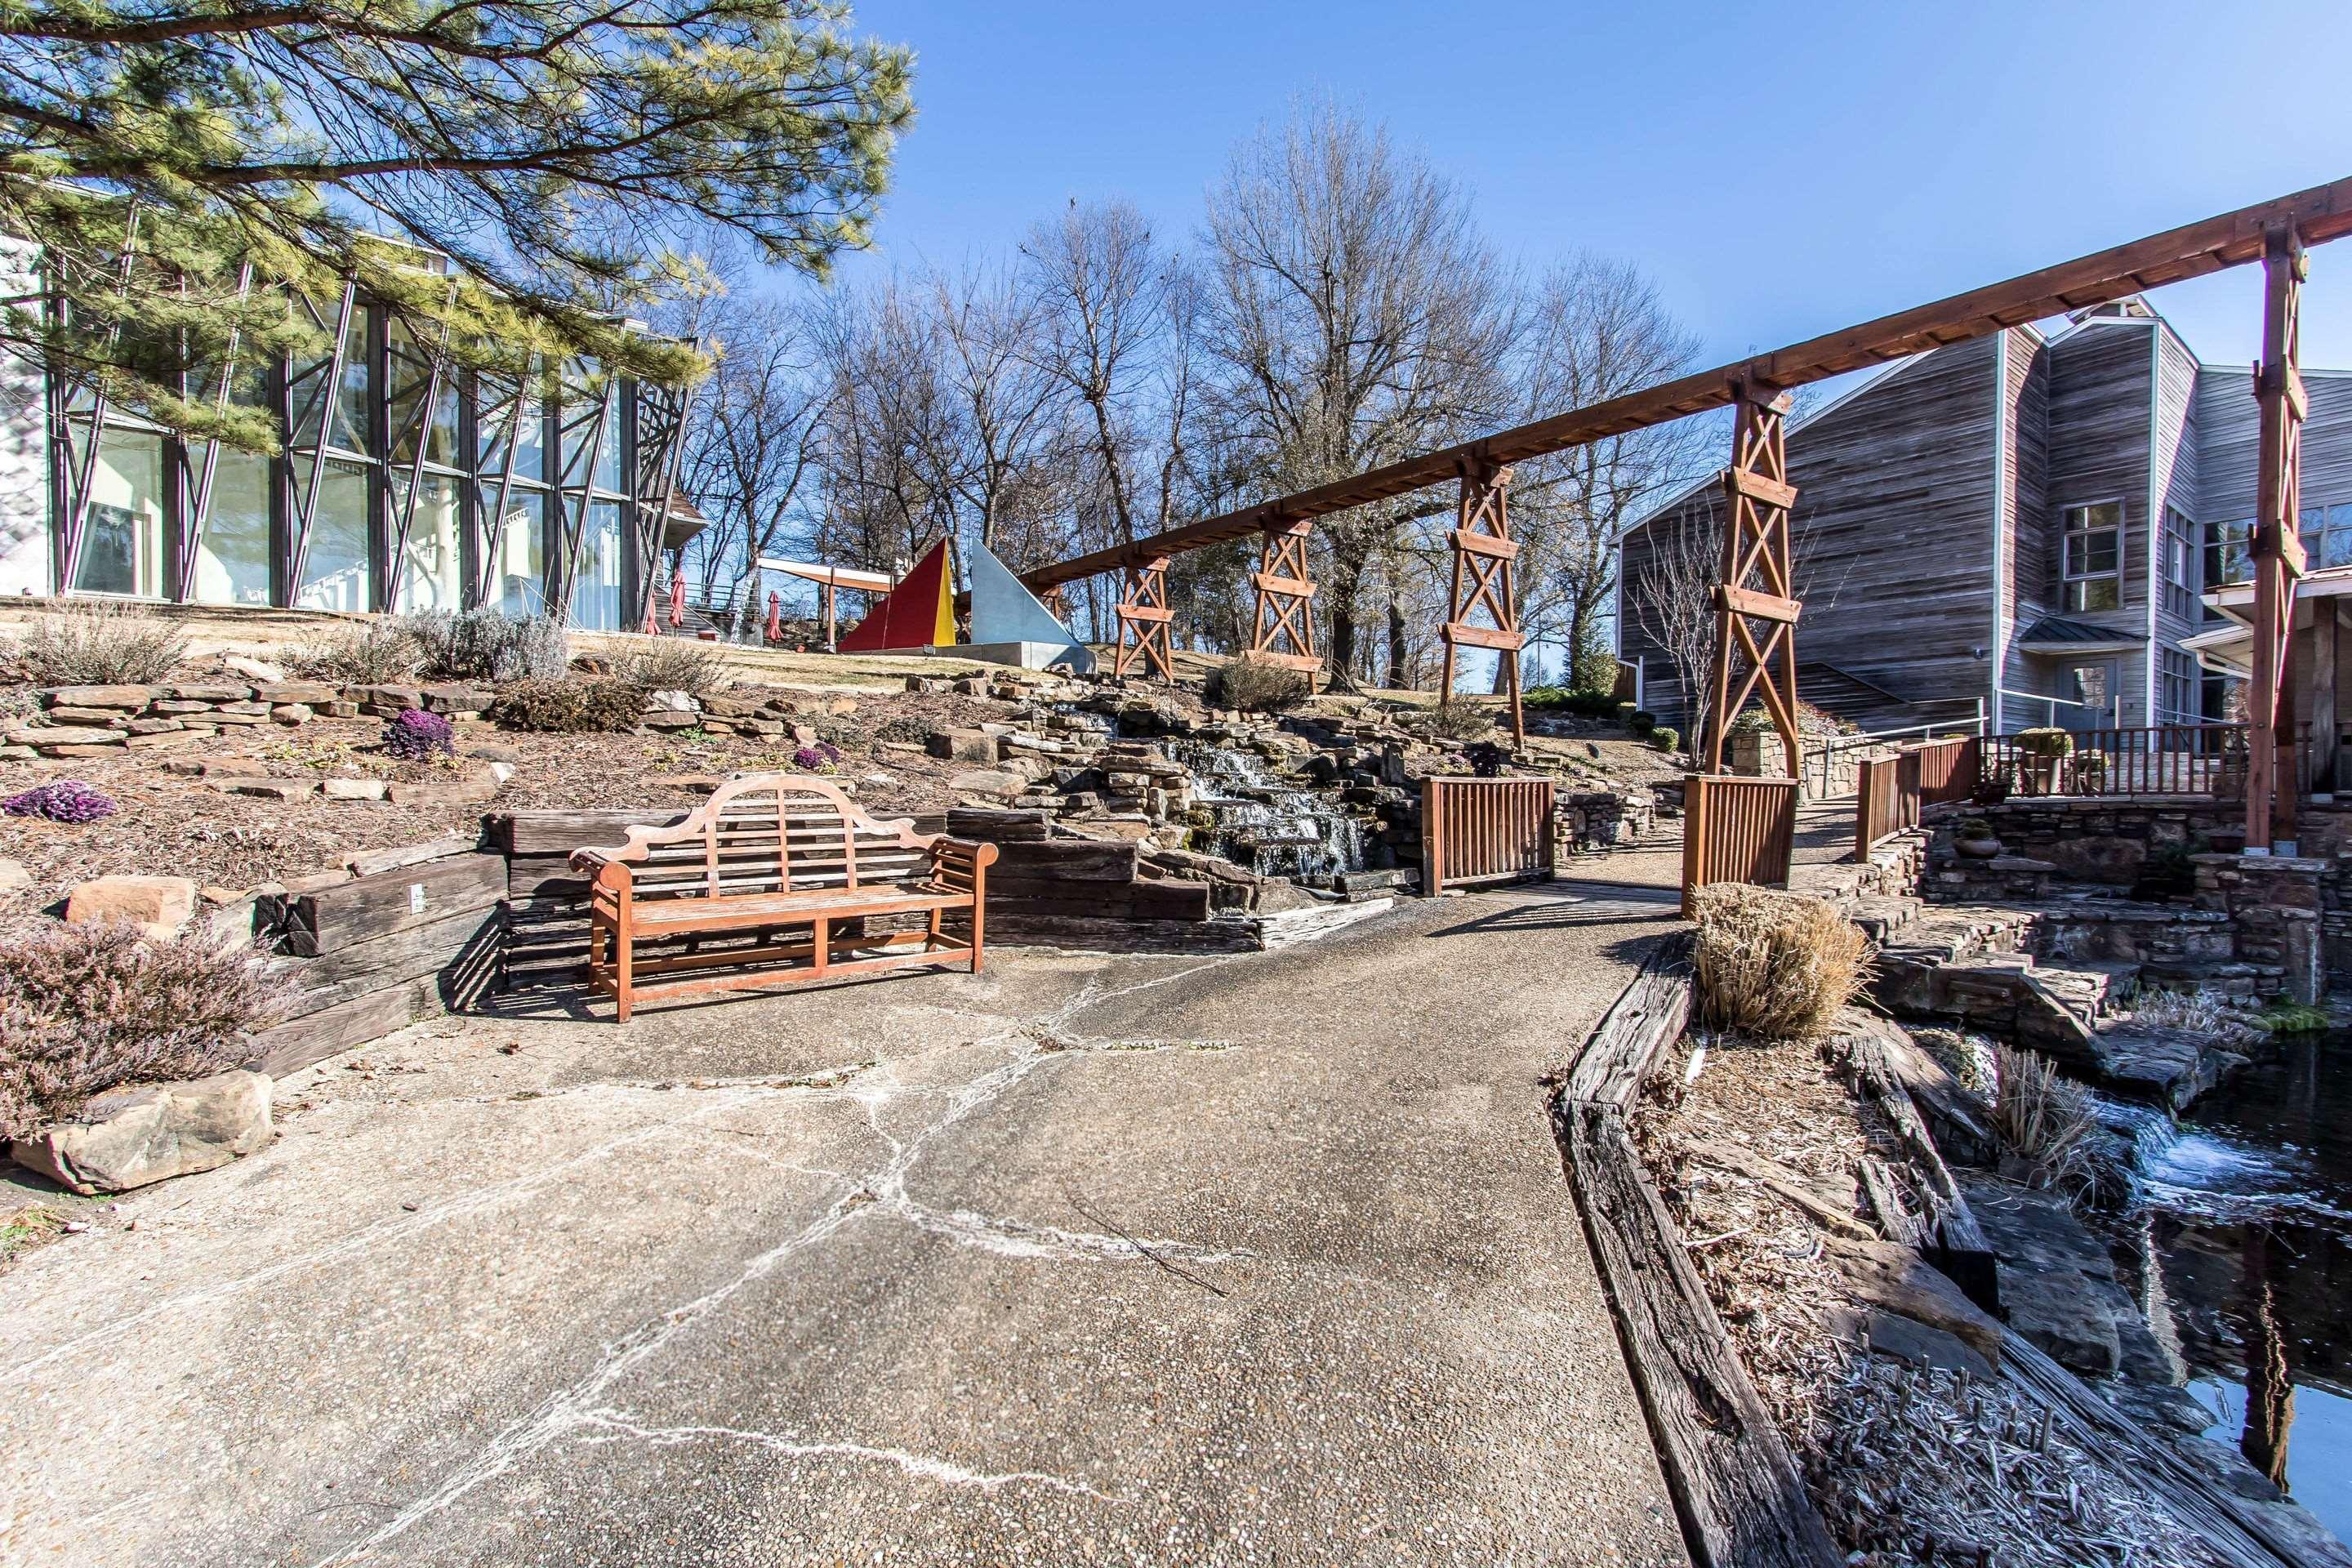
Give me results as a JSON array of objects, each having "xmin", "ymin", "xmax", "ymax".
[
  {"xmin": 11, "ymin": 1071, "xmax": 273, "ymax": 1195},
  {"xmin": 928, "ymin": 728, "xmax": 999, "ymax": 764},
  {"xmin": 421, "ymin": 684, "xmax": 493, "ymax": 715},
  {"xmin": 46, "ymin": 684, "xmax": 152, "ymax": 709},
  {"xmin": 169, "ymin": 684, "xmax": 252, "ymax": 702},
  {"xmin": 387, "ymin": 769, "xmax": 501, "ymax": 807},
  {"xmin": 322, "ymin": 777, "xmax": 390, "ymax": 801},
  {"xmin": 949, "ymin": 769, "xmax": 1027, "ymax": 800},
  {"xmin": 0, "ymin": 856, "xmax": 29, "ymax": 892},
  {"xmin": 266, "ymin": 681, "xmax": 341, "ymax": 706},
  {"xmin": 270, "ymin": 704, "xmax": 314, "ymax": 725},
  {"xmin": 209, "ymin": 778, "xmax": 318, "ymax": 802},
  {"xmin": 223, "ymin": 654, "xmax": 287, "ymax": 684},
  {"xmin": 65, "ymin": 875, "xmax": 198, "ymax": 940}
]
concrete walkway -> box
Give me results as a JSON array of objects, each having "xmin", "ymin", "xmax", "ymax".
[{"xmin": 0, "ymin": 883, "xmax": 1689, "ymax": 1567}]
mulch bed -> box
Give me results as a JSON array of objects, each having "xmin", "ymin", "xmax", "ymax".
[{"xmin": 0, "ymin": 679, "xmax": 1012, "ymax": 938}]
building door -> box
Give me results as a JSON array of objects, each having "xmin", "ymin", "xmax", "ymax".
[{"xmin": 2063, "ymin": 660, "xmax": 2117, "ymax": 732}]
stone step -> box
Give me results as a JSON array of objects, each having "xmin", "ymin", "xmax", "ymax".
[{"xmin": 2132, "ymin": 957, "xmax": 2285, "ymax": 999}]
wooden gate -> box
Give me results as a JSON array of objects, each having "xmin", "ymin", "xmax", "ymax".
[
  {"xmin": 1421, "ymin": 777, "xmax": 1556, "ymax": 893},
  {"xmin": 1680, "ymin": 775, "xmax": 1797, "ymax": 915}
]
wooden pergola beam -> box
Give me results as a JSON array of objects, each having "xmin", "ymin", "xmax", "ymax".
[{"xmin": 1020, "ymin": 175, "xmax": 2352, "ymax": 594}]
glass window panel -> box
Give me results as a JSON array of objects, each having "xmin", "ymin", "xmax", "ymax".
[
  {"xmin": 569, "ymin": 498, "xmax": 623, "ymax": 630},
  {"xmin": 70, "ymin": 427, "xmax": 167, "ymax": 597},
  {"xmin": 492, "ymin": 488, "xmax": 548, "ymax": 619},
  {"xmin": 394, "ymin": 473, "xmax": 464, "ymax": 612},
  {"xmin": 294, "ymin": 457, "xmax": 373, "ymax": 612},
  {"xmin": 194, "ymin": 449, "xmax": 273, "ymax": 606},
  {"xmin": 477, "ymin": 376, "xmax": 547, "ymax": 485},
  {"xmin": 385, "ymin": 318, "xmax": 458, "ymax": 471},
  {"xmin": 333, "ymin": 307, "xmax": 373, "ymax": 456}
]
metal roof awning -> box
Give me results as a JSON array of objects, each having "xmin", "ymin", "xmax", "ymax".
[{"xmin": 2014, "ymin": 615, "xmax": 2144, "ymax": 653}]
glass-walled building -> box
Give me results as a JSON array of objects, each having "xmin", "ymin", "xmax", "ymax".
[{"xmin": 0, "ymin": 270, "xmax": 696, "ymax": 627}]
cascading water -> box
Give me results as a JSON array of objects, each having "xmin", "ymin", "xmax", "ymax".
[
  {"xmin": 2088, "ymin": 1036, "xmax": 2352, "ymax": 1544},
  {"xmin": 1169, "ymin": 737, "xmax": 1365, "ymax": 884}
]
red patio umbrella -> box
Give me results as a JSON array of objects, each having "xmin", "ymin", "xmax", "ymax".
[{"xmin": 765, "ymin": 591, "xmax": 783, "ymax": 644}]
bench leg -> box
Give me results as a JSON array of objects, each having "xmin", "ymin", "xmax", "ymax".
[
  {"xmin": 969, "ymin": 899, "xmax": 985, "ymax": 976},
  {"xmin": 811, "ymin": 915, "xmax": 829, "ymax": 978},
  {"xmin": 614, "ymin": 909, "xmax": 635, "ymax": 1023}
]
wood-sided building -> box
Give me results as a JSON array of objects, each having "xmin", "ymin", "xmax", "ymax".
[{"xmin": 1618, "ymin": 298, "xmax": 2352, "ymax": 740}]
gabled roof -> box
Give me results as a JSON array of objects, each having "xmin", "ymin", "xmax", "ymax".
[{"xmin": 2014, "ymin": 614, "xmax": 2142, "ymax": 653}]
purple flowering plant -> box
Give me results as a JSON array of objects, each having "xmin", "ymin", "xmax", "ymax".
[
  {"xmin": 792, "ymin": 742, "xmax": 841, "ymax": 773},
  {"xmin": 381, "ymin": 708, "xmax": 456, "ymax": 760},
  {"xmin": 2, "ymin": 778, "xmax": 118, "ymax": 823}
]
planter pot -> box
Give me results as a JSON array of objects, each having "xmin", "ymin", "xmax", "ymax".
[{"xmin": 1954, "ymin": 837, "xmax": 2004, "ymax": 860}]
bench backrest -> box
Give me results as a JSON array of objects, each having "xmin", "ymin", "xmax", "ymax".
[{"xmin": 606, "ymin": 774, "xmax": 938, "ymax": 903}]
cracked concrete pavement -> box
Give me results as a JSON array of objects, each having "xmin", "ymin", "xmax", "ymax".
[{"xmin": 0, "ymin": 879, "xmax": 1690, "ymax": 1567}]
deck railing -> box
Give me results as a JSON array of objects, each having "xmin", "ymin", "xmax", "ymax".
[
  {"xmin": 1981, "ymin": 724, "xmax": 2251, "ymax": 800},
  {"xmin": 1682, "ymin": 774, "xmax": 1798, "ymax": 914},
  {"xmin": 1854, "ymin": 724, "xmax": 2264, "ymax": 858},
  {"xmin": 1421, "ymin": 777, "xmax": 1557, "ymax": 893}
]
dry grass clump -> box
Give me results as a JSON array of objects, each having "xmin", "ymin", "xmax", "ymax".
[
  {"xmin": 1989, "ymin": 1045, "xmax": 2107, "ymax": 1200},
  {"xmin": 1205, "ymin": 653, "xmax": 1314, "ymax": 713},
  {"xmin": 608, "ymin": 639, "xmax": 730, "ymax": 696},
  {"xmin": 0, "ymin": 922, "xmax": 287, "ymax": 1140},
  {"xmin": 20, "ymin": 603, "xmax": 187, "ymax": 686},
  {"xmin": 2125, "ymin": 987, "xmax": 2264, "ymax": 1049},
  {"xmin": 293, "ymin": 621, "xmax": 424, "ymax": 684},
  {"xmin": 486, "ymin": 677, "xmax": 647, "ymax": 733},
  {"xmin": 1688, "ymin": 883, "xmax": 1870, "ymax": 1041},
  {"xmin": 399, "ymin": 608, "xmax": 568, "ymax": 684}
]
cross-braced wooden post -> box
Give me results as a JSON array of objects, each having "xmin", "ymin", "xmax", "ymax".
[
  {"xmin": 1248, "ymin": 515, "xmax": 1321, "ymax": 684},
  {"xmin": 1113, "ymin": 555, "xmax": 1174, "ymax": 680},
  {"xmin": 2248, "ymin": 225, "xmax": 2309, "ymax": 854},
  {"xmin": 1702, "ymin": 383, "xmax": 1802, "ymax": 776},
  {"xmin": 1438, "ymin": 458, "xmax": 1525, "ymax": 742}
]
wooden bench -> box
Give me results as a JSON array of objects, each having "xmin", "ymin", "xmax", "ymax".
[{"xmin": 568, "ymin": 774, "xmax": 997, "ymax": 1020}]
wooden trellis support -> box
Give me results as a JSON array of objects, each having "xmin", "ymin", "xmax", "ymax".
[
  {"xmin": 1113, "ymin": 555, "xmax": 1174, "ymax": 680},
  {"xmin": 1438, "ymin": 459, "xmax": 1526, "ymax": 742},
  {"xmin": 627, "ymin": 375, "xmax": 695, "ymax": 630},
  {"xmin": 2247, "ymin": 225, "xmax": 2309, "ymax": 853},
  {"xmin": 1701, "ymin": 384, "xmax": 1802, "ymax": 776},
  {"xmin": 283, "ymin": 274, "xmax": 361, "ymax": 599},
  {"xmin": 1248, "ymin": 516, "xmax": 1321, "ymax": 680},
  {"xmin": 171, "ymin": 259, "xmax": 255, "ymax": 600}
]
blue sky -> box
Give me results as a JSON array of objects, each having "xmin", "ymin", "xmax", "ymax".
[{"xmin": 835, "ymin": 0, "xmax": 2352, "ymax": 373}]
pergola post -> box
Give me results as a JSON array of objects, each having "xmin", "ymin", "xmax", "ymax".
[
  {"xmin": 2247, "ymin": 225, "xmax": 2308, "ymax": 855},
  {"xmin": 1438, "ymin": 457, "xmax": 1525, "ymax": 744},
  {"xmin": 1701, "ymin": 382, "xmax": 1803, "ymax": 776},
  {"xmin": 1248, "ymin": 514, "xmax": 1321, "ymax": 684},
  {"xmin": 1113, "ymin": 555, "xmax": 1174, "ymax": 680}
]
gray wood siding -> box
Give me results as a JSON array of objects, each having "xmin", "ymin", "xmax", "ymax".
[
  {"xmin": 1998, "ymin": 332, "xmax": 2054, "ymax": 724},
  {"xmin": 2195, "ymin": 364, "xmax": 2352, "ymax": 529},
  {"xmin": 1619, "ymin": 337, "xmax": 2002, "ymax": 734},
  {"xmin": 2152, "ymin": 326, "xmax": 2204, "ymax": 666},
  {"xmin": 2045, "ymin": 319, "xmax": 2157, "ymax": 724}
]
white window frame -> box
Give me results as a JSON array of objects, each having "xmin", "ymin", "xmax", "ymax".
[{"xmin": 2062, "ymin": 498, "xmax": 2125, "ymax": 614}]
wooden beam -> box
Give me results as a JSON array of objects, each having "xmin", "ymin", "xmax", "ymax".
[
  {"xmin": 1438, "ymin": 622, "xmax": 1526, "ymax": 651},
  {"xmin": 1022, "ymin": 175, "xmax": 2352, "ymax": 593}
]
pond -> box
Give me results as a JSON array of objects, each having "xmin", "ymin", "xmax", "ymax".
[{"xmin": 2122, "ymin": 1031, "xmax": 2352, "ymax": 1544}]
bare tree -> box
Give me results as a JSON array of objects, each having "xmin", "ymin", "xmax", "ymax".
[
  {"xmin": 1507, "ymin": 255, "xmax": 1707, "ymax": 692},
  {"xmin": 808, "ymin": 276, "xmax": 961, "ymax": 572},
  {"xmin": 676, "ymin": 296, "xmax": 827, "ymax": 604},
  {"xmin": 1200, "ymin": 100, "xmax": 1517, "ymax": 678},
  {"xmin": 1628, "ymin": 502, "xmax": 1721, "ymax": 764},
  {"xmin": 1021, "ymin": 200, "xmax": 1164, "ymax": 550},
  {"xmin": 930, "ymin": 262, "xmax": 1067, "ymax": 557}
]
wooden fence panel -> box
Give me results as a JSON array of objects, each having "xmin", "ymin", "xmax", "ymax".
[
  {"xmin": 1421, "ymin": 777, "xmax": 1557, "ymax": 893},
  {"xmin": 1680, "ymin": 775, "xmax": 1797, "ymax": 915}
]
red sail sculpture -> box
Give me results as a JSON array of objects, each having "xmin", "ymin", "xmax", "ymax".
[{"xmin": 835, "ymin": 540, "xmax": 955, "ymax": 653}]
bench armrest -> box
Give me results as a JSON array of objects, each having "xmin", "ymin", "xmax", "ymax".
[{"xmin": 927, "ymin": 836, "xmax": 998, "ymax": 889}]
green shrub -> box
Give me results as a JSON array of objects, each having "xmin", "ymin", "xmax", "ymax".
[
  {"xmin": 1410, "ymin": 701, "xmax": 1495, "ymax": 743},
  {"xmin": 20, "ymin": 603, "xmax": 186, "ymax": 686},
  {"xmin": 1689, "ymin": 884, "xmax": 1870, "ymax": 1042},
  {"xmin": 294, "ymin": 621, "xmax": 421, "ymax": 684},
  {"xmin": 1648, "ymin": 726, "xmax": 1679, "ymax": 752},
  {"xmin": 1523, "ymin": 687, "xmax": 1621, "ymax": 719},
  {"xmin": 399, "ymin": 608, "xmax": 569, "ymax": 684},
  {"xmin": 608, "ymin": 639, "xmax": 730, "ymax": 697},
  {"xmin": 487, "ymin": 679, "xmax": 648, "ymax": 733},
  {"xmin": 2013, "ymin": 726, "xmax": 2074, "ymax": 759},
  {"xmin": 0, "ymin": 922, "xmax": 286, "ymax": 1140},
  {"xmin": 1628, "ymin": 709, "xmax": 1657, "ymax": 736},
  {"xmin": 1205, "ymin": 653, "xmax": 1313, "ymax": 713}
]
